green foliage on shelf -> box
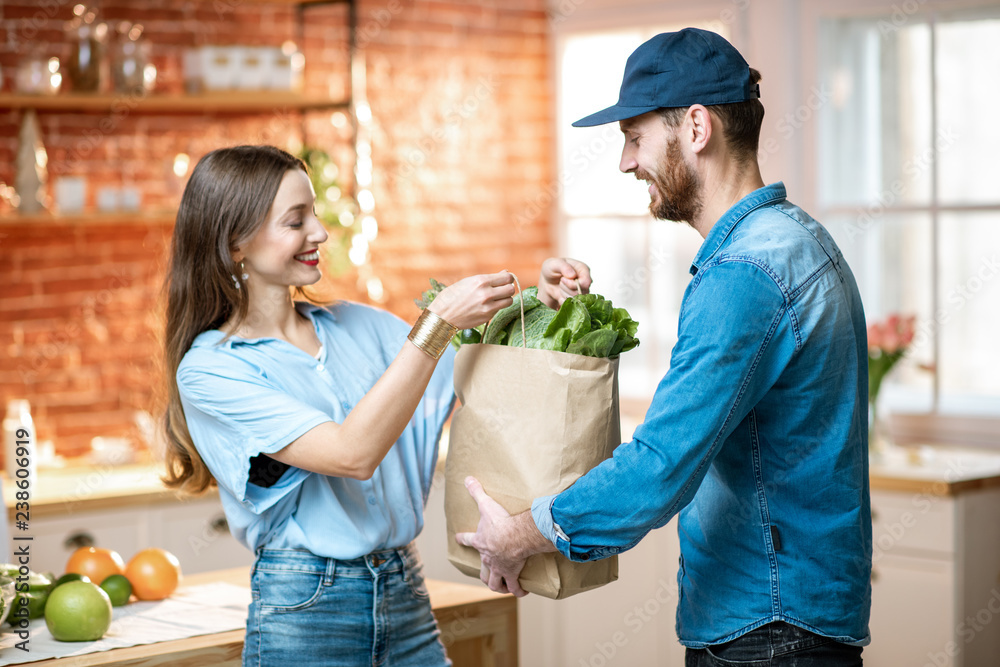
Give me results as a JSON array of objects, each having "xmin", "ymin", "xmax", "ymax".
[{"xmin": 298, "ymin": 146, "xmax": 359, "ymax": 276}]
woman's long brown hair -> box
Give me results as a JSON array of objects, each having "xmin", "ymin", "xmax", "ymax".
[{"xmin": 162, "ymin": 145, "xmax": 306, "ymax": 494}]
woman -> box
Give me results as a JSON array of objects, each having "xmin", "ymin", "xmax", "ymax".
[{"xmin": 161, "ymin": 145, "xmax": 587, "ymax": 666}]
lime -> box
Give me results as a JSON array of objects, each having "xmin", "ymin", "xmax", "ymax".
[
  {"xmin": 458, "ymin": 329, "xmax": 481, "ymax": 345},
  {"xmin": 100, "ymin": 574, "xmax": 132, "ymax": 607},
  {"xmin": 54, "ymin": 573, "xmax": 91, "ymax": 588},
  {"xmin": 19, "ymin": 587, "xmax": 52, "ymax": 621},
  {"xmin": 44, "ymin": 581, "xmax": 113, "ymax": 642}
]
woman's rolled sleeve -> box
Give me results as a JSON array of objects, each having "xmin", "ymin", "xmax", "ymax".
[{"xmin": 177, "ymin": 365, "xmax": 331, "ymax": 514}]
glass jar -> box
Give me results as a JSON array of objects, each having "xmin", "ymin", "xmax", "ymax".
[
  {"xmin": 65, "ymin": 6, "xmax": 107, "ymax": 92},
  {"xmin": 15, "ymin": 47, "xmax": 60, "ymax": 95},
  {"xmin": 111, "ymin": 22, "xmax": 155, "ymax": 94}
]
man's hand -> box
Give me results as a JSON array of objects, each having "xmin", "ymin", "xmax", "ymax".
[
  {"xmin": 538, "ymin": 258, "xmax": 592, "ymax": 309},
  {"xmin": 455, "ymin": 477, "xmax": 556, "ymax": 597}
]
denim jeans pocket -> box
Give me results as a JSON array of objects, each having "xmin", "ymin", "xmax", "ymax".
[
  {"xmin": 253, "ymin": 564, "xmax": 326, "ymax": 613},
  {"xmin": 399, "ymin": 545, "xmax": 430, "ymax": 601},
  {"xmin": 700, "ymin": 624, "xmax": 772, "ymax": 667},
  {"xmin": 701, "ymin": 646, "xmax": 771, "ymax": 667}
]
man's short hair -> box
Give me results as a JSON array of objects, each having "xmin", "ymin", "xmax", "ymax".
[{"xmin": 659, "ymin": 68, "xmax": 765, "ymax": 164}]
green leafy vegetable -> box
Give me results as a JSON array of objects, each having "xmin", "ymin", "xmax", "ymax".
[
  {"xmin": 483, "ymin": 287, "xmax": 541, "ymax": 345},
  {"xmin": 566, "ymin": 328, "xmax": 619, "ymax": 357},
  {"xmin": 544, "ymin": 298, "xmax": 591, "ymax": 345},
  {"xmin": 415, "ymin": 279, "xmax": 639, "ymax": 359},
  {"xmin": 414, "ymin": 279, "xmax": 448, "ymax": 310},
  {"xmin": 508, "ymin": 307, "xmax": 557, "ymax": 349}
]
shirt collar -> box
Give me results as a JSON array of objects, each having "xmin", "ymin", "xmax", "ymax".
[
  {"xmin": 689, "ymin": 182, "xmax": 786, "ymax": 275},
  {"xmin": 190, "ymin": 301, "xmax": 331, "ymax": 349}
]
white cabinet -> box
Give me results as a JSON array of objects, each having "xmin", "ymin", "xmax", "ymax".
[
  {"xmin": 867, "ymin": 450, "xmax": 1000, "ymax": 667},
  {"xmin": 154, "ymin": 496, "xmax": 253, "ymax": 574},
  {"xmin": 23, "ymin": 506, "xmax": 148, "ymax": 574}
]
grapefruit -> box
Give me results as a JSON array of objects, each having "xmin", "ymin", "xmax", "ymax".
[
  {"xmin": 124, "ymin": 548, "xmax": 182, "ymax": 601},
  {"xmin": 44, "ymin": 581, "xmax": 112, "ymax": 642},
  {"xmin": 64, "ymin": 547, "xmax": 125, "ymax": 585}
]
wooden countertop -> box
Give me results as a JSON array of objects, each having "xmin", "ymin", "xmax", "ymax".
[
  {"xmin": 14, "ymin": 568, "xmax": 517, "ymax": 667},
  {"xmin": 3, "ymin": 462, "xmax": 198, "ymax": 520},
  {"xmin": 869, "ymin": 443, "xmax": 1000, "ymax": 496}
]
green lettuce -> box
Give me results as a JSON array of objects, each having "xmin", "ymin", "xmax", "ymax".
[{"xmin": 414, "ymin": 280, "xmax": 639, "ymax": 358}]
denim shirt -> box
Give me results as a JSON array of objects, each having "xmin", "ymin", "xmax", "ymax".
[{"xmin": 532, "ymin": 183, "xmax": 872, "ymax": 647}]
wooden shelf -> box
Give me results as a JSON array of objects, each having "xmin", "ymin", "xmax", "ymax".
[
  {"xmin": 0, "ymin": 210, "xmax": 176, "ymax": 225},
  {"xmin": 237, "ymin": 0, "xmax": 350, "ymax": 4},
  {"xmin": 0, "ymin": 92, "xmax": 350, "ymax": 114}
]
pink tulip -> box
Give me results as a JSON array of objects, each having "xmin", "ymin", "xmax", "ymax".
[
  {"xmin": 867, "ymin": 322, "xmax": 884, "ymax": 350},
  {"xmin": 868, "ymin": 313, "xmax": 917, "ymax": 354},
  {"xmin": 900, "ymin": 315, "xmax": 916, "ymax": 345}
]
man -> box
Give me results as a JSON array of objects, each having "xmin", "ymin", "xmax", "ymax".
[{"xmin": 456, "ymin": 28, "xmax": 871, "ymax": 665}]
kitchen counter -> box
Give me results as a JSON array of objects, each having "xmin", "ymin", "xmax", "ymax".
[
  {"xmin": 11, "ymin": 568, "xmax": 517, "ymax": 667},
  {"xmin": 3, "ymin": 461, "xmax": 190, "ymax": 521},
  {"xmin": 868, "ymin": 443, "xmax": 1000, "ymax": 495}
]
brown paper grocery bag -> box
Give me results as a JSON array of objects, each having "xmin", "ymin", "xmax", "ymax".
[{"xmin": 445, "ymin": 343, "xmax": 621, "ymax": 599}]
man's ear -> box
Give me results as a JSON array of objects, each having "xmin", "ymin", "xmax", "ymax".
[{"xmin": 685, "ymin": 104, "xmax": 713, "ymax": 154}]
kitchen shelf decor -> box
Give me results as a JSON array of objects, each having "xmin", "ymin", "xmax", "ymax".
[{"xmin": 1, "ymin": 0, "xmax": 359, "ymax": 223}]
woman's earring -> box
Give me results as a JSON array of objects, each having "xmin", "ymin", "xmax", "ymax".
[{"xmin": 232, "ymin": 261, "xmax": 248, "ymax": 290}]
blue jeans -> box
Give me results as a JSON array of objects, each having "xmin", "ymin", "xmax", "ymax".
[
  {"xmin": 685, "ymin": 622, "xmax": 863, "ymax": 666},
  {"xmin": 242, "ymin": 543, "xmax": 450, "ymax": 667}
]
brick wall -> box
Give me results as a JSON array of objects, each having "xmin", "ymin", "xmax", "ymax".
[{"xmin": 0, "ymin": 0, "xmax": 555, "ymax": 459}]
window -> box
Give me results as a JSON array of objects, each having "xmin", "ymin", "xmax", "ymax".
[
  {"xmin": 817, "ymin": 8, "xmax": 1000, "ymax": 415},
  {"xmin": 554, "ymin": 3, "xmax": 999, "ymax": 422},
  {"xmin": 556, "ymin": 21, "xmax": 727, "ymax": 399}
]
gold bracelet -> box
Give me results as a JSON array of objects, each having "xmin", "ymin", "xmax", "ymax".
[{"xmin": 408, "ymin": 309, "xmax": 459, "ymax": 359}]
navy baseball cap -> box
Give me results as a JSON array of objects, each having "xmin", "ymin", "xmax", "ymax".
[{"xmin": 572, "ymin": 28, "xmax": 759, "ymax": 127}]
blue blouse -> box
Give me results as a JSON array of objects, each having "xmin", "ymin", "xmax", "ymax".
[{"xmin": 177, "ymin": 301, "xmax": 456, "ymax": 560}]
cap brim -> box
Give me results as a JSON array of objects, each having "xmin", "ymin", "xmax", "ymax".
[{"xmin": 571, "ymin": 103, "xmax": 661, "ymax": 127}]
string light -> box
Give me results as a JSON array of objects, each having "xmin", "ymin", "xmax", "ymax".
[
  {"xmin": 172, "ymin": 153, "xmax": 190, "ymax": 177},
  {"xmin": 351, "ymin": 52, "xmax": 383, "ymax": 302}
]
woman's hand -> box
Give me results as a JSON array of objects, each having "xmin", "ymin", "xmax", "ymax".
[
  {"xmin": 427, "ymin": 271, "xmax": 516, "ymax": 329},
  {"xmin": 538, "ymin": 258, "xmax": 592, "ymax": 308}
]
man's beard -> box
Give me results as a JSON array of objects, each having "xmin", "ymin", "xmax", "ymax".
[{"xmin": 637, "ymin": 136, "xmax": 702, "ymax": 224}]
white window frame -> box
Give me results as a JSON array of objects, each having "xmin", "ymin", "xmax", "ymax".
[{"xmin": 550, "ymin": 0, "xmax": 1000, "ymax": 429}]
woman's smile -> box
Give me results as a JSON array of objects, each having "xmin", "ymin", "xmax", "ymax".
[{"xmin": 295, "ymin": 250, "xmax": 321, "ymax": 266}]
